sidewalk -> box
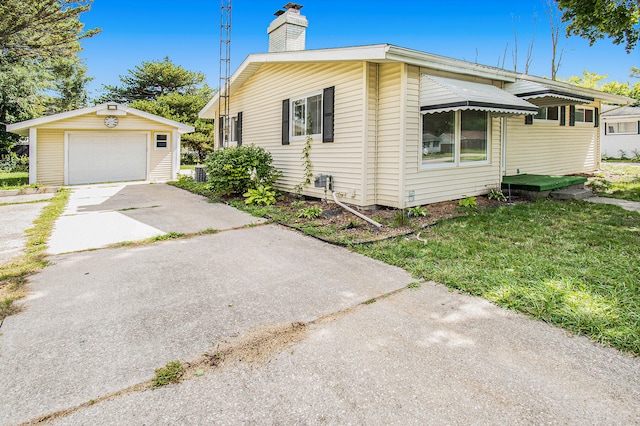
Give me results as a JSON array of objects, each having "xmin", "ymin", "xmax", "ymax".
[{"xmin": 586, "ymin": 196, "xmax": 640, "ymax": 212}]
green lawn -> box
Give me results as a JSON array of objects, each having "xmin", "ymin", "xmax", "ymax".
[
  {"xmin": 354, "ymin": 200, "xmax": 640, "ymax": 355},
  {"xmin": 0, "ymin": 171, "xmax": 29, "ymax": 189},
  {"xmin": 591, "ymin": 164, "xmax": 640, "ymax": 202}
]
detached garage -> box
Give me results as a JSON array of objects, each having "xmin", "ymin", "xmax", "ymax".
[{"xmin": 6, "ymin": 103, "xmax": 194, "ymax": 186}]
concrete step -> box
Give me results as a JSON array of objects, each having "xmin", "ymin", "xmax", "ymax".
[{"xmin": 550, "ymin": 187, "xmax": 593, "ymax": 200}]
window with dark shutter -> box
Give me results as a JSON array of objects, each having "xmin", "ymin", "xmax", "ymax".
[
  {"xmin": 569, "ymin": 105, "xmax": 576, "ymax": 126},
  {"xmin": 282, "ymin": 99, "xmax": 290, "ymax": 145},
  {"xmin": 237, "ymin": 112, "xmax": 243, "ymax": 146},
  {"xmin": 594, "ymin": 107, "xmax": 599, "ymax": 128},
  {"xmin": 525, "ymin": 115, "xmax": 533, "ymax": 125},
  {"xmin": 560, "ymin": 106, "xmax": 566, "ymax": 126},
  {"xmin": 323, "ymin": 86, "xmax": 335, "ymax": 143}
]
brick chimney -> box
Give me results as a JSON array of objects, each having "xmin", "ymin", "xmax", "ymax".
[{"xmin": 267, "ymin": 3, "xmax": 308, "ymax": 53}]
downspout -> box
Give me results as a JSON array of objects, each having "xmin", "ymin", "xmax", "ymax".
[
  {"xmin": 29, "ymin": 128, "xmax": 37, "ymax": 185},
  {"xmin": 326, "ymin": 176, "xmax": 382, "ymax": 228},
  {"xmin": 374, "ymin": 63, "xmax": 380, "ymax": 205},
  {"xmin": 333, "ymin": 191, "xmax": 383, "ymax": 228},
  {"xmin": 501, "ymin": 116, "xmax": 507, "ymax": 176}
]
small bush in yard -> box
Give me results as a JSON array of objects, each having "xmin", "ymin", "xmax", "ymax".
[
  {"xmin": 204, "ymin": 145, "xmax": 281, "ymax": 195},
  {"xmin": 298, "ymin": 205, "xmax": 323, "ymax": 219},
  {"xmin": 244, "ymin": 185, "xmax": 277, "ymax": 205}
]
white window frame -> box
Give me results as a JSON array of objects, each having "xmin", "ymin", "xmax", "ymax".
[
  {"xmin": 155, "ymin": 132, "xmax": 169, "ymax": 150},
  {"xmin": 229, "ymin": 116, "xmax": 239, "ymax": 143},
  {"xmin": 534, "ymin": 106, "xmax": 559, "ymax": 122},
  {"xmin": 574, "ymin": 107, "xmax": 594, "ymax": 124},
  {"xmin": 605, "ymin": 121, "xmax": 638, "ymax": 135},
  {"xmin": 290, "ymin": 91, "xmax": 323, "ymax": 140},
  {"xmin": 420, "ymin": 110, "xmax": 490, "ymax": 169}
]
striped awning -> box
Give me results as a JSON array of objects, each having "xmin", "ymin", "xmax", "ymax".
[
  {"xmin": 421, "ymin": 75, "xmax": 539, "ymax": 116},
  {"xmin": 504, "ymin": 80, "xmax": 594, "ymax": 107}
]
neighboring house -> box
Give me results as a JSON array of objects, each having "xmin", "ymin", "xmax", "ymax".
[
  {"xmin": 600, "ymin": 106, "xmax": 640, "ymax": 159},
  {"xmin": 6, "ymin": 103, "xmax": 194, "ymax": 186},
  {"xmin": 199, "ymin": 4, "xmax": 633, "ymax": 209}
]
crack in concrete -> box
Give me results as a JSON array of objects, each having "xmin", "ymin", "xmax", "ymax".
[{"xmin": 20, "ymin": 282, "xmax": 419, "ymax": 425}]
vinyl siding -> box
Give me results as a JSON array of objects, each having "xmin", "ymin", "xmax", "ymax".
[
  {"xmin": 375, "ymin": 63, "xmax": 403, "ymax": 207},
  {"xmin": 403, "ymin": 70, "xmax": 502, "ymax": 206},
  {"xmin": 364, "ymin": 62, "xmax": 379, "ymax": 206},
  {"xmin": 34, "ymin": 113, "xmax": 178, "ymax": 185},
  {"xmin": 42, "ymin": 113, "xmax": 176, "ymax": 131},
  {"xmin": 36, "ymin": 129, "xmax": 65, "ymax": 185},
  {"xmin": 149, "ymin": 131, "xmax": 173, "ymax": 181},
  {"xmin": 600, "ymin": 117, "xmax": 640, "ymax": 158},
  {"xmin": 219, "ymin": 61, "xmax": 366, "ymax": 203},
  {"xmin": 506, "ymin": 104, "xmax": 600, "ymax": 176}
]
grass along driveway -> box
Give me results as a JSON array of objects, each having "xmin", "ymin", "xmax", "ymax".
[
  {"xmin": 590, "ymin": 163, "xmax": 640, "ymax": 202},
  {"xmin": 0, "ymin": 171, "xmax": 29, "ymax": 189},
  {"xmin": 355, "ymin": 200, "xmax": 640, "ymax": 355},
  {"xmin": 0, "ymin": 189, "xmax": 69, "ymax": 323}
]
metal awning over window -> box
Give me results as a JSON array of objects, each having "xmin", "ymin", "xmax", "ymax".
[
  {"xmin": 421, "ymin": 75, "xmax": 539, "ymax": 116},
  {"xmin": 504, "ymin": 80, "xmax": 594, "ymax": 107}
]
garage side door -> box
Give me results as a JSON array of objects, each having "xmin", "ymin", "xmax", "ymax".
[{"xmin": 68, "ymin": 133, "xmax": 147, "ymax": 185}]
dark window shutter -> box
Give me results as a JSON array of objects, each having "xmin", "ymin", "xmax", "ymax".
[
  {"xmin": 559, "ymin": 106, "xmax": 566, "ymax": 126},
  {"xmin": 524, "ymin": 115, "xmax": 533, "ymax": 125},
  {"xmin": 237, "ymin": 112, "xmax": 243, "ymax": 146},
  {"xmin": 569, "ymin": 105, "xmax": 576, "ymax": 126},
  {"xmin": 638, "ymin": 121, "xmax": 640, "ymax": 134},
  {"xmin": 322, "ymin": 86, "xmax": 335, "ymax": 143},
  {"xmin": 594, "ymin": 107, "xmax": 599, "ymax": 128},
  {"xmin": 282, "ymin": 99, "xmax": 290, "ymax": 145},
  {"xmin": 218, "ymin": 115, "xmax": 224, "ymax": 147}
]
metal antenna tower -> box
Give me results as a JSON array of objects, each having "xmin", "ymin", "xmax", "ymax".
[{"xmin": 219, "ymin": 0, "xmax": 232, "ymax": 148}]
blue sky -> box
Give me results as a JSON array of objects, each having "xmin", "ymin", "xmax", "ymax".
[{"xmin": 78, "ymin": 0, "xmax": 639, "ymax": 98}]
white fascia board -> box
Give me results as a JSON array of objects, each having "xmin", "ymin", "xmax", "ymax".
[
  {"xmin": 7, "ymin": 104, "xmax": 102, "ymax": 133},
  {"xmin": 7, "ymin": 103, "xmax": 195, "ymax": 134},
  {"xmin": 199, "ymin": 45, "xmax": 391, "ymax": 119},
  {"xmin": 386, "ymin": 45, "xmax": 518, "ymax": 82}
]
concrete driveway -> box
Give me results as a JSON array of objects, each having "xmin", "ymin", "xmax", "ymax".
[
  {"xmin": 0, "ymin": 185, "xmax": 638, "ymax": 425},
  {"xmin": 0, "ymin": 193, "xmax": 55, "ymax": 265},
  {"xmin": 48, "ymin": 182, "xmax": 262, "ymax": 253}
]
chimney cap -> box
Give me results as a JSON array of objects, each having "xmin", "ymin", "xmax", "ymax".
[{"xmin": 283, "ymin": 2, "xmax": 303, "ymax": 10}]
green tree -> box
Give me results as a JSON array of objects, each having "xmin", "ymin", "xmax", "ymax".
[
  {"xmin": 109, "ymin": 58, "xmax": 216, "ymax": 161},
  {"xmin": 98, "ymin": 57, "xmax": 207, "ymax": 103},
  {"xmin": 563, "ymin": 69, "xmax": 640, "ymax": 104},
  {"xmin": 0, "ymin": 0, "xmax": 99, "ymax": 60},
  {"xmin": 132, "ymin": 91, "xmax": 215, "ymax": 162},
  {"xmin": 556, "ymin": 0, "xmax": 640, "ymax": 52},
  {"xmin": 40, "ymin": 56, "xmax": 93, "ymax": 114},
  {"xmin": 0, "ymin": 0, "xmax": 99, "ymax": 153}
]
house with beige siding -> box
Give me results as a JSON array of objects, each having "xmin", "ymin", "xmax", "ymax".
[
  {"xmin": 200, "ymin": 4, "xmax": 633, "ymax": 209},
  {"xmin": 6, "ymin": 103, "xmax": 194, "ymax": 186}
]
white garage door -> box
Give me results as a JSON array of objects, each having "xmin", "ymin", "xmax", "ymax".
[{"xmin": 68, "ymin": 133, "xmax": 147, "ymax": 185}]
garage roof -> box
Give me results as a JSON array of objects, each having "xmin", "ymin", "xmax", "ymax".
[{"xmin": 6, "ymin": 103, "xmax": 195, "ymax": 136}]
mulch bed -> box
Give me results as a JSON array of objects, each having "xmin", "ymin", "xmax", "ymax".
[{"xmin": 255, "ymin": 193, "xmax": 526, "ymax": 245}]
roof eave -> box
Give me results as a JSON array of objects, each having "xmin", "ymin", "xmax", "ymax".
[
  {"xmin": 516, "ymin": 75, "xmax": 635, "ymax": 105},
  {"xmin": 6, "ymin": 103, "xmax": 195, "ymax": 134}
]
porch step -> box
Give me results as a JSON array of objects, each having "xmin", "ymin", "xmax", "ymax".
[{"xmin": 550, "ymin": 187, "xmax": 593, "ymax": 200}]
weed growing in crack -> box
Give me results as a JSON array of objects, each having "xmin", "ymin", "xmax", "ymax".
[{"xmin": 152, "ymin": 360, "xmax": 184, "ymax": 387}]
